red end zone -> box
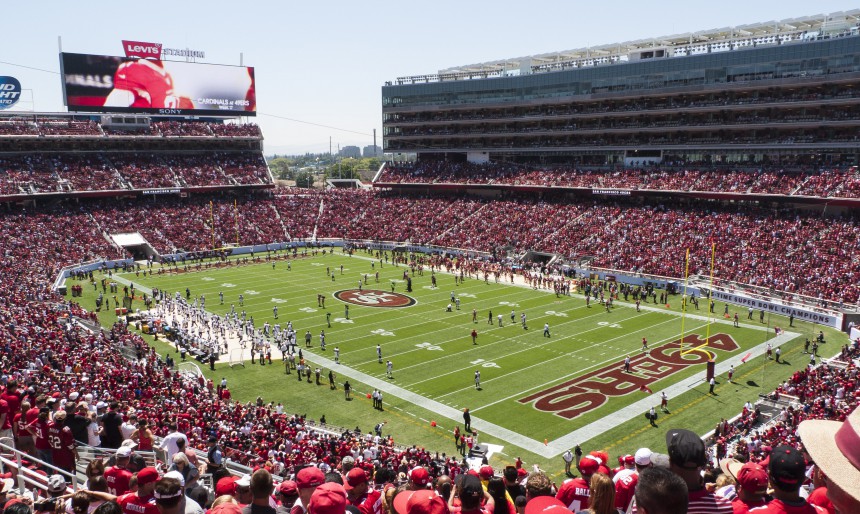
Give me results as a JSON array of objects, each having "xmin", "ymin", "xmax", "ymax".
[
  {"xmin": 334, "ymin": 289, "xmax": 417, "ymax": 308},
  {"xmin": 519, "ymin": 334, "xmax": 739, "ymax": 419}
]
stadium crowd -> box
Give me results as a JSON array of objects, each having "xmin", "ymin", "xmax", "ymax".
[
  {"xmin": 379, "ymin": 162, "xmax": 860, "ymax": 198},
  {"xmin": 0, "ymin": 187, "xmax": 857, "ymax": 514},
  {"xmin": 0, "ymin": 119, "xmax": 261, "ymax": 138},
  {"xmin": 0, "ymin": 152, "xmax": 272, "ymax": 194},
  {"xmin": 0, "ymin": 189, "xmax": 856, "ymax": 304}
]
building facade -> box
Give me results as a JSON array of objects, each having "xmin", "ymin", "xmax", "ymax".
[{"xmin": 382, "ymin": 11, "xmax": 860, "ymax": 166}]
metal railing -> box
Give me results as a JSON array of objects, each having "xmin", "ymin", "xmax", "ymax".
[{"xmin": 0, "ymin": 440, "xmax": 78, "ymax": 495}]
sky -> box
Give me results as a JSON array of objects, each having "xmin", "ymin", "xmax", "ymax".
[{"xmin": 2, "ymin": 1, "xmax": 858, "ymax": 155}]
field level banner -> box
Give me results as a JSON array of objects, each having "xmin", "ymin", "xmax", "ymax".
[
  {"xmin": 709, "ymin": 289, "xmax": 842, "ymax": 329},
  {"xmin": 60, "ymin": 52, "xmax": 255, "ymax": 116}
]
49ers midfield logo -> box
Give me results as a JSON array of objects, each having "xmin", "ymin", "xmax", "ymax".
[{"xmin": 334, "ymin": 289, "xmax": 417, "ymax": 308}]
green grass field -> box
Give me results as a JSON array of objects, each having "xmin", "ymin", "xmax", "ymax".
[{"xmin": 72, "ymin": 249, "xmax": 845, "ymax": 479}]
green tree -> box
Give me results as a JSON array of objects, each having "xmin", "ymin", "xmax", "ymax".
[
  {"xmin": 295, "ymin": 171, "xmax": 315, "ymax": 188},
  {"xmin": 267, "ymin": 157, "xmax": 293, "ymax": 180}
]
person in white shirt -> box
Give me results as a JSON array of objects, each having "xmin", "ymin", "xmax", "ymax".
[
  {"xmin": 86, "ymin": 412, "xmax": 101, "ymax": 447},
  {"xmin": 562, "ymin": 449, "xmax": 574, "ymax": 476},
  {"xmin": 159, "ymin": 424, "xmax": 189, "ymax": 463},
  {"xmin": 121, "ymin": 415, "xmax": 138, "ymax": 440}
]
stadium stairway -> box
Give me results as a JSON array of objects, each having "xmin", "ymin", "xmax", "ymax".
[
  {"xmin": 270, "ymin": 203, "xmax": 291, "ymax": 240},
  {"xmin": 429, "ymin": 202, "xmax": 491, "ymax": 246},
  {"xmin": 533, "ymin": 209, "xmax": 591, "ymax": 251},
  {"xmin": 88, "ymin": 213, "xmax": 126, "ymax": 256}
]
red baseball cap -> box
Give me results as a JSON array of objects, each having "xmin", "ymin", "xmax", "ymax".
[
  {"xmin": 215, "ymin": 476, "xmax": 239, "ymax": 497},
  {"xmin": 278, "ymin": 480, "xmax": 299, "ymax": 496},
  {"xmin": 136, "ymin": 467, "xmax": 159, "ymax": 486},
  {"xmin": 479, "ymin": 465, "xmax": 494, "ymax": 480},
  {"xmin": 516, "ymin": 468, "xmax": 528, "ymax": 478},
  {"xmin": 737, "ymin": 462, "xmax": 769, "ymax": 493},
  {"xmin": 577, "ymin": 456, "xmax": 600, "ymax": 475},
  {"xmin": 343, "ymin": 468, "xmax": 367, "ymax": 492},
  {"xmin": 393, "ymin": 489, "xmax": 448, "ymax": 514},
  {"xmin": 308, "ymin": 482, "xmax": 347, "ymax": 514},
  {"xmin": 524, "ymin": 496, "xmax": 567, "ymax": 514},
  {"xmin": 297, "ymin": 467, "xmax": 326, "ymax": 489},
  {"xmin": 409, "ymin": 466, "xmax": 430, "ymax": 487}
]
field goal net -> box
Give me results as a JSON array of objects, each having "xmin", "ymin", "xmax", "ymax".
[{"xmin": 229, "ymin": 349, "xmax": 245, "ymax": 368}]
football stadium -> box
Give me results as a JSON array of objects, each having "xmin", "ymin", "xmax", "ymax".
[{"xmin": 1, "ymin": 6, "xmax": 860, "ymax": 514}]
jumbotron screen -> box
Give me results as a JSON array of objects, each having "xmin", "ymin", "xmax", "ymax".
[{"xmin": 60, "ymin": 52, "xmax": 256, "ymax": 116}]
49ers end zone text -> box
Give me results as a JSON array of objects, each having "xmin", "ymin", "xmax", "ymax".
[{"xmin": 519, "ymin": 334, "xmax": 740, "ymax": 419}]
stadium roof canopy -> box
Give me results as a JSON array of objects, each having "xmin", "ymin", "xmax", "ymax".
[{"xmin": 391, "ymin": 10, "xmax": 860, "ymax": 85}]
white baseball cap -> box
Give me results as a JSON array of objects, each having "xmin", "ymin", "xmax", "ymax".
[
  {"xmin": 163, "ymin": 470, "xmax": 185, "ymax": 488},
  {"xmin": 634, "ymin": 448, "xmax": 653, "ymax": 466}
]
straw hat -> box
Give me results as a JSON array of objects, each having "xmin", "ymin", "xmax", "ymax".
[{"xmin": 798, "ymin": 405, "xmax": 860, "ymax": 504}]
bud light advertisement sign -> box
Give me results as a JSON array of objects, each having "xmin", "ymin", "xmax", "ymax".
[{"xmin": 0, "ymin": 77, "xmax": 22, "ymax": 110}]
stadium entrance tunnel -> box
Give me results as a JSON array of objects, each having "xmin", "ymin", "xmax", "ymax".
[
  {"xmin": 522, "ymin": 250, "xmax": 557, "ymax": 266},
  {"xmin": 110, "ymin": 232, "xmax": 159, "ymax": 260}
]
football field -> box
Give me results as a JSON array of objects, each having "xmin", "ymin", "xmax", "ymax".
[{"xmin": 90, "ymin": 249, "xmax": 809, "ymax": 463}]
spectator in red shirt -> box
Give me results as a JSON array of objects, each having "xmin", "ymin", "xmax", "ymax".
[
  {"xmin": 614, "ymin": 449, "xmax": 652, "ymax": 512},
  {"xmin": 47, "ymin": 410, "xmax": 77, "ymax": 476},
  {"xmin": 755, "ymin": 446, "xmax": 827, "ymax": 514},
  {"xmin": 26, "ymin": 407, "xmax": 52, "ymax": 465},
  {"xmin": 556, "ymin": 455, "xmax": 599, "ymax": 511},
  {"xmin": 718, "ymin": 459, "xmax": 768, "ymax": 514},
  {"xmin": 293, "ymin": 467, "xmax": 325, "ymax": 514},
  {"xmin": 0, "ymin": 381, "xmax": 22, "ymax": 424},
  {"xmin": 118, "ymin": 467, "xmax": 160, "ymax": 514},
  {"xmin": 105, "ymin": 447, "xmax": 135, "ymax": 496},
  {"xmin": 344, "ymin": 468, "xmax": 380, "ymax": 514},
  {"xmin": 0, "ymin": 395, "xmax": 11, "ymax": 441}
]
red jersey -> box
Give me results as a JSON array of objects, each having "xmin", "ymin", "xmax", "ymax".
[
  {"xmin": 556, "ymin": 477, "xmax": 590, "ymax": 512},
  {"xmin": 13, "ymin": 412, "xmax": 26, "ymax": 438},
  {"xmin": 27, "ymin": 418, "xmax": 50, "ymax": 450},
  {"xmin": 806, "ymin": 488, "xmax": 835, "ymax": 514},
  {"xmin": 25, "ymin": 407, "xmax": 39, "ymax": 424},
  {"xmin": 749, "ymin": 499, "xmax": 828, "ymax": 514},
  {"xmin": 350, "ymin": 489, "xmax": 382, "ymax": 514},
  {"xmin": 0, "ymin": 390, "xmax": 22, "ymax": 418},
  {"xmin": 112, "ymin": 60, "xmax": 175, "ymax": 109},
  {"xmin": 104, "ymin": 465, "xmax": 134, "ymax": 496},
  {"xmin": 732, "ymin": 497, "xmax": 768, "ymax": 514},
  {"xmin": 614, "ymin": 471, "xmax": 638, "ymax": 512},
  {"xmin": 47, "ymin": 421, "xmax": 76, "ymax": 471},
  {"xmin": 118, "ymin": 492, "xmax": 159, "ymax": 514},
  {"xmin": 0, "ymin": 399, "xmax": 9, "ymax": 430}
]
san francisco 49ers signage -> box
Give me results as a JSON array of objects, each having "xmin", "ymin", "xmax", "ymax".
[{"xmin": 334, "ymin": 289, "xmax": 417, "ymax": 308}]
